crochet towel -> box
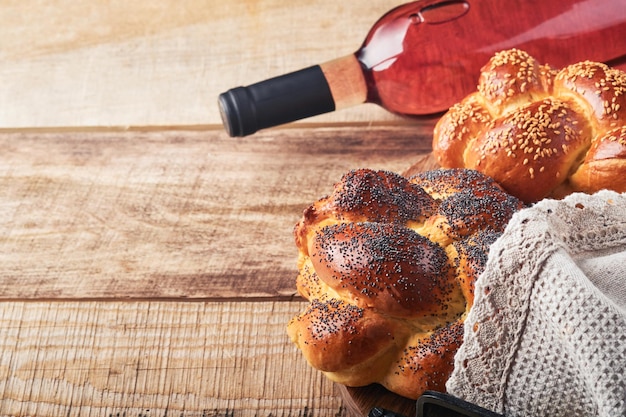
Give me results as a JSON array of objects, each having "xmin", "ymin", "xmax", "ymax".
[{"xmin": 446, "ymin": 190, "xmax": 626, "ymax": 417}]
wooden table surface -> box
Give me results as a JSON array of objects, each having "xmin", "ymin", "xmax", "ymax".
[{"xmin": 0, "ymin": 2, "xmax": 439, "ymax": 416}]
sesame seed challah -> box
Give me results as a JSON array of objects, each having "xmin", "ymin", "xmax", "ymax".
[{"xmin": 432, "ymin": 48, "xmax": 626, "ymax": 203}]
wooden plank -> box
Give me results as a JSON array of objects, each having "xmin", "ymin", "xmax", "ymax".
[
  {"xmin": 0, "ymin": 300, "xmax": 347, "ymax": 417},
  {"xmin": 0, "ymin": 0, "xmax": 404, "ymax": 128},
  {"xmin": 0, "ymin": 124, "xmax": 437, "ymax": 299}
]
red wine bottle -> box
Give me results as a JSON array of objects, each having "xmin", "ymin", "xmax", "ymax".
[{"xmin": 218, "ymin": 0, "xmax": 626, "ymax": 137}]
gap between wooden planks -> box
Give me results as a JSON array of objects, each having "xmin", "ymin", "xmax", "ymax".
[
  {"xmin": 0, "ymin": 299, "xmax": 346, "ymax": 417},
  {"xmin": 0, "ymin": 124, "xmax": 436, "ymax": 300}
]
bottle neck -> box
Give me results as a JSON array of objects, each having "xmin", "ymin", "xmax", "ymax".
[
  {"xmin": 218, "ymin": 54, "xmax": 368, "ymax": 137},
  {"xmin": 319, "ymin": 54, "xmax": 368, "ymax": 111}
]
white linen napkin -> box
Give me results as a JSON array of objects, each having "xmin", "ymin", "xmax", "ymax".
[{"xmin": 446, "ymin": 190, "xmax": 626, "ymax": 417}]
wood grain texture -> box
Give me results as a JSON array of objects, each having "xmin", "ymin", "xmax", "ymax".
[
  {"xmin": 0, "ymin": 124, "xmax": 437, "ymax": 299},
  {"xmin": 1, "ymin": 2, "xmax": 447, "ymax": 416},
  {"xmin": 0, "ymin": 300, "xmax": 347, "ymax": 417},
  {"xmin": 0, "ymin": 0, "xmax": 405, "ymax": 128}
]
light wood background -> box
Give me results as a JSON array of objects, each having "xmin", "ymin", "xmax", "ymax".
[
  {"xmin": 0, "ymin": 0, "xmax": 404, "ymax": 129},
  {"xmin": 0, "ymin": 1, "xmax": 435, "ymax": 416}
]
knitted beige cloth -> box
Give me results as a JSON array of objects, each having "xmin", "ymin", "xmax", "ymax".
[{"xmin": 446, "ymin": 190, "xmax": 626, "ymax": 417}]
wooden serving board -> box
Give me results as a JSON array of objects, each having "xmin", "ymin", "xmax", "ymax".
[
  {"xmin": 341, "ymin": 384, "xmax": 417, "ymax": 417},
  {"xmin": 402, "ymin": 153, "xmax": 440, "ymax": 177},
  {"xmin": 338, "ymin": 153, "xmax": 441, "ymax": 417}
]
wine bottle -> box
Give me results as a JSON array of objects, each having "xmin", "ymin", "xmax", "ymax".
[{"xmin": 218, "ymin": 0, "xmax": 626, "ymax": 137}]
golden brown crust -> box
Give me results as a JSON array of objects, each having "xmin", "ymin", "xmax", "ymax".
[
  {"xmin": 432, "ymin": 49, "xmax": 626, "ymax": 203},
  {"xmin": 553, "ymin": 61, "xmax": 626, "ymax": 132},
  {"xmin": 383, "ymin": 321, "xmax": 464, "ymax": 399},
  {"xmin": 294, "ymin": 169, "xmax": 437, "ymax": 256},
  {"xmin": 408, "ymin": 167, "xmax": 501, "ymax": 199},
  {"xmin": 410, "ymin": 169, "xmax": 525, "ymax": 244},
  {"xmin": 569, "ymin": 126, "xmax": 626, "ymax": 193},
  {"xmin": 476, "ymin": 48, "xmax": 555, "ymax": 116},
  {"xmin": 464, "ymin": 98, "xmax": 592, "ymax": 203},
  {"xmin": 287, "ymin": 298, "xmax": 401, "ymax": 377},
  {"xmin": 288, "ymin": 168, "xmax": 524, "ymax": 400},
  {"xmin": 432, "ymin": 94, "xmax": 493, "ymax": 168},
  {"xmin": 449, "ymin": 230, "xmax": 500, "ymax": 307},
  {"xmin": 309, "ymin": 222, "xmax": 459, "ymax": 319}
]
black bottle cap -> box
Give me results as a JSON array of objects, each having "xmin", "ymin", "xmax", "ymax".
[{"xmin": 218, "ymin": 65, "xmax": 336, "ymax": 137}]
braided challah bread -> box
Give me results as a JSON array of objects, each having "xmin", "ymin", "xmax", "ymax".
[
  {"xmin": 433, "ymin": 48, "xmax": 626, "ymax": 203},
  {"xmin": 287, "ymin": 168, "xmax": 524, "ymax": 399}
]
